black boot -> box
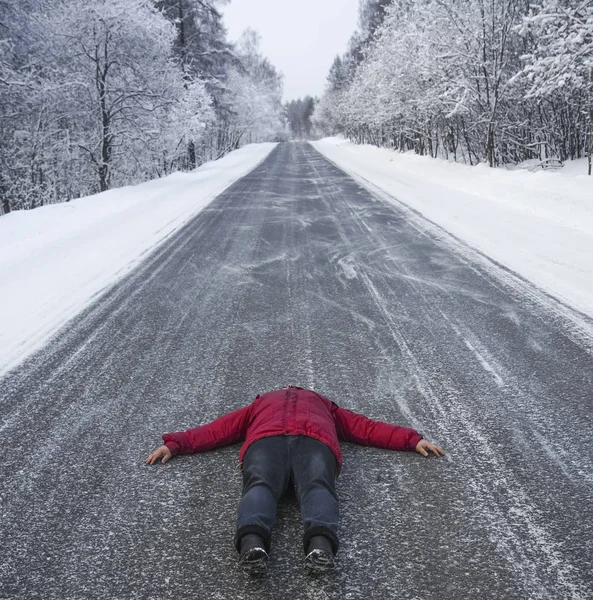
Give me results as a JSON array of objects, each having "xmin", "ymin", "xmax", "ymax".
[
  {"xmin": 238, "ymin": 533, "xmax": 268, "ymax": 576},
  {"xmin": 304, "ymin": 535, "xmax": 335, "ymax": 574}
]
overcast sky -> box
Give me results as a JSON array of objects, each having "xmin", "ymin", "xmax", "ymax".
[{"xmin": 221, "ymin": 0, "xmax": 360, "ymax": 102}]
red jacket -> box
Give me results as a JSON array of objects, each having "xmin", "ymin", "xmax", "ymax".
[{"xmin": 162, "ymin": 386, "xmax": 423, "ymax": 469}]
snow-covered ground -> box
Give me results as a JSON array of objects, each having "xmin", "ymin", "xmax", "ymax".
[
  {"xmin": 2, "ymin": 137, "xmax": 592, "ymax": 377},
  {"xmin": 0, "ymin": 143, "xmax": 276, "ymax": 376},
  {"xmin": 313, "ymin": 136, "xmax": 593, "ymax": 320}
]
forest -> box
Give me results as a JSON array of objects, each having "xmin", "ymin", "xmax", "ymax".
[
  {"xmin": 314, "ymin": 0, "xmax": 593, "ymax": 172},
  {"xmin": 1, "ymin": 0, "xmax": 591, "ymax": 215},
  {"xmin": 0, "ymin": 0, "xmax": 284, "ymax": 213}
]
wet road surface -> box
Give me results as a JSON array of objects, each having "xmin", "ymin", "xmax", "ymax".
[{"xmin": 1, "ymin": 142, "xmax": 592, "ymax": 599}]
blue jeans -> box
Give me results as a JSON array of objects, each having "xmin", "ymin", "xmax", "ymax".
[{"xmin": 235, "ymin": 435, "xmax": 339, "ymax": 555}]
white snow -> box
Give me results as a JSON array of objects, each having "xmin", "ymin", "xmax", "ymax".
[
  {"xmin": 312, "ymin": 136, "xmax": 593, "ymax": 320},
  {"xmin": 0, "ymin": 143, "xmax": 276, "ymax": 376},
  {"xmin": 2, "ymin": 137, "xmax": 592, "ymax": 377}
]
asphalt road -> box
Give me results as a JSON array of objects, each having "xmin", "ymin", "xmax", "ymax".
[{"xmin": 1, "ymin": 142, "xmax": 592, "ymax": 600}]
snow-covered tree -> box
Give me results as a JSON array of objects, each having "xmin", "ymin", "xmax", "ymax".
[
  {"xmin": 220, "ymin": 30, "xmax": 284, "ymax": 152},
  {"xmin": 44, "ymin": 0, "xmax": 213, "ymax": 191},
  {"xmin": 1, "ymin": 1, "xmax": 38, "ymax": 211},
  {"xmin": 316, "ymin": 0, "xmax": 590, "ymax": 171},
  {"xmin": 285, "ymin": 96, "xmax": 316, "ymax": 140},
  {"xmin": 159, "ymin": 3, "xmax": 284, "ymax": 163},
  {"xmin": 518, "ymin": 0, "xmax": 593, "ymax": 173},
  {"xmin": 519, "ymin": 0, "xmax": 593, "ymax": 98},
  {"xmin": 0, "ymin": 0, "xmax": 283, "ymax": 213},
  {"xmin": 158, "ymin": 0, "xmax": 233, "ymax": 166}
]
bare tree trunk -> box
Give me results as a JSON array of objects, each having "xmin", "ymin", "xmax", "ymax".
[
  {"xmin": 177, "ymin": 0, "xmax": 197, "ymax": 170},
  {"xmin": 587, "ymin": 67, "xmax": 593, "ymax": 176},
  {"xmin": 486, "ymin": 121, "xmax": 495, "ymax": 167},
  {"xmin": 96, "ymin": 37, "xmax": 111, "ymax": 192},
  {"xmin": 0, "ymin": 171, "xmax": 10, "ymax": 214},
  {"xmin": 188, "ymin": 140, "xmax": 196, "ymax": 170}
]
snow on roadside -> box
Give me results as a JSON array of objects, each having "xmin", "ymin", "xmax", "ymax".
[
  {"xmin": 0, "ymin": 143, "xmax": 277, "ymax": 376},
  {"xmin": 312, "ymin": 137, "xmax": 593, "ymax": 320}
]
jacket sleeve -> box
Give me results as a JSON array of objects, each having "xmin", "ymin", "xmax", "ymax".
[
  {"xmin": 332, "ymin": 405, "xmax": 422, "ymax": 452},
  {"xmin": 162, "ymin": 403, "xmax": 253, "ymax": 456}
]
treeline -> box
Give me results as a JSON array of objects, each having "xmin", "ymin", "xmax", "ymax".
[
  {"xmin": 315, "ymin": 0, "xmax": 593, "ymax": 173},
  {"xmin": 0, "ymin": 0, "xmax": 284, "ymax": 213},
  {"xmin": 285, "ymin": 96, "xmax": 316, "ymax": 140}
]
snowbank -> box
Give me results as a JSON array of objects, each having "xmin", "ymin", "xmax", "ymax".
[
  {"xmin": 0, "ymin": 143, "xmax": 276, "ymax": 376},
  {"xmin": 312, "ymin": 137, "xmax": 593, "ymax": 319}
]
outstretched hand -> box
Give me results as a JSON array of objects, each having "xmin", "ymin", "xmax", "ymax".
[
  {"xmin": 146, "ymin": 445, "xmax": 172, "ymax": 465},
  {"xmin": 416, "ymin": 439, "xmax": 445, "ymax": 457}
]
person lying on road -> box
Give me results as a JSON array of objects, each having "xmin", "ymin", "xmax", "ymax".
[{"xmin": 146, "ymin": 385, "xmax": 445, "ymax": 576}]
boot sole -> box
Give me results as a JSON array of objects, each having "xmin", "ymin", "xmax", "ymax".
[
  {"xmin": 239, "ymin": 548, "xmax": 268, "ymax": 576},
  {"xmin": 304, "ymin": 550, "xmax": 335, "ymax": 575}
]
